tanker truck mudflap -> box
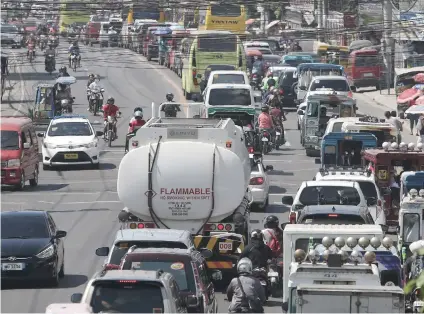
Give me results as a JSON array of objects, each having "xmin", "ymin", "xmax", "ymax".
[{"xmin": 194, "ymin": 234, "xmax": 245, "ymax": 276}]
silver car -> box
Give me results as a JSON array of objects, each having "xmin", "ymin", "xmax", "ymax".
[{"xmin": 249, "ymin": 153, "xmax": 273, "ymax": 210}]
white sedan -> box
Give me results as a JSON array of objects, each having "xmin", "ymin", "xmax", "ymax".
[
  {"xmin": 39, "ymin": 115, "xmax": 104, "ymax": 170},
  {"xmin": 297, "ymin": 102, "xmax": 306, "ymax": 130},
  {"xmin": 249, "ymin": 154, "xmax": 273, "ymax": 210}
]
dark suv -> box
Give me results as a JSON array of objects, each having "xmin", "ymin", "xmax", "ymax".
[
  {"xmin": 277, "ymin": 67, "xmax": 297, "ymax": 107},
  {"xmin": 119, "ymin": 247, "xmax": 219, "ymax": 313}
]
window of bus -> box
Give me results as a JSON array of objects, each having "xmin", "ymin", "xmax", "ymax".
[
  {"xmin": 210, "ymin": 5, "xmax": 241, "ymax": 17},
  {"xmin": 198, "ymin": 35, "xmax": 237, "ymax": 52}
]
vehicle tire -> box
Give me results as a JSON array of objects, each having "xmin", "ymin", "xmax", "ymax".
[
  {"xmin": 16, "ymin": 172, "xmax": 25, "ymax": 190},
  {"xmin": 185, "ymin": 92, "xmax": 192, "ymax": 100},
  {"xmin": 58, "ymin": 256, "xmax": 65, "ymax": 278},
  {"xmin": 375, "ymin": 83, "xmax": 380, "ymax": 90},
  {"xmin": 297, "ymin": 121, "xmax": 300, "ymax": 130},
  {"xmin": 29, "ymin": 167, "xmax": 38, "ymax": 187},
  {"xmin": 305, "ymin": 149, "xmax": 313, "ymax": 157},
  {"xmin": 147, "ymin": 56, "xmax": 151, "ymax": 61},
  {"xmin": 49, "ymin": 261, "xmax": 60, "ymax": 287},
  {"xmin": 108, "ymin": 131, "xmax": 112, "ymax": 147},
  {"xmin": 262, "ymin": 142, "xmax": 268, "ymax": 155}
]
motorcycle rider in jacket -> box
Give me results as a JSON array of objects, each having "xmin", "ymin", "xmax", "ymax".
[
  {"xmin": 162, "ymin": 93, "xmax": 180, "ymax": 117},
  {"xmin": 102, "ymin": 97, "xmax": 120, "ymax": 138},
  {"xmin": 44, "ymin": 44, "xmax": 56, "ymax": 71},
  {"xmin": 227, "ymin": 258, "xmax": 266, "ymax": 313},
  {"xmin": 239, "ymin": 230, "xmax": 273, "ymax": 270}
]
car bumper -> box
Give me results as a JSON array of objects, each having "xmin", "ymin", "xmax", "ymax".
[
  {"xmin": 1, "ymin": 167, "xmax": 23, "ymax": 185},
  {"xmin": 1, "ymin": 256, "xmax": 57, "ymax": 281},
  {"xmin": 352, "ymin": 78, "xmax": 379, "ymax": 87},
  {"xmin": 42, "ymin": 146, "xmax": 100, "ymax": 166},
  {"xmin": 250, "ymin": 187, "xmax": 268, "ymax": 204}
]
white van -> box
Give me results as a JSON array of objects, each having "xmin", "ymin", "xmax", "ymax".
[{"xmin": 99, "ymin": 22, "xmax": 110, "ymax": 47}]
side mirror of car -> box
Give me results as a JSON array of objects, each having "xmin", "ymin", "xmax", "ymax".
[
  {"xmin": 315, "ymin": 131, "xmax": 323, "ymax": 137},
  {"xmin": 280, "ymin": 222, "xmax": 288, "ymax": 230},
  {"xmin": 95, "ymin": 247, "xmax": 110, "ymax": 256},
  {"xmin": 196, "ymin": 73, "xmax": 202, "ymax": 79},
  {"xmin": 297, "ymin": 110, "xmax": 304, "ymax": 115},
  {"xmin": 315, "ymin": 158, "xmax": 321, "ymax": 164},
  {"xmin": 55, "ymin": 230, "xmax": 67, "ymax": 238},
  {"xmin": 299, "ymin": 86, "xmax": 307, "ymax": 91},
  {"xmin": 380, "ymin": 224, "xmax": 389, "ymax": 233},
  {"xmin": 367, "ymin": 197, "xmax": 377, "ymax": 207},
  {"xmin": 350, "ymin": 86, "xmax": 357, "ymax": 92},
  {"xmin": 282, "ymin": 196, "xmax": 294, "ymax": 205},
  {"xmin": 265, "ymin": 165, "xmax": 274, "ymax": 171},
  {"xmin": 71, "ymin": 293, "xmax": 83, "ymax": 303},
  {"xmin": 95, "ymin": 131, "xmax": 104, "ymax": 137},
  {"xmin": 23, "ymin": 142, "xmax": 30, "ymax": 149},
  {"xmin": 282, "ymin": 301, "xmax": 289, "ymax": 312}
]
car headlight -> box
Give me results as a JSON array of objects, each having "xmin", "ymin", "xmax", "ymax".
[
  {"xmin": 6, "ymin": 159, "xmax": 20, "ymax": 167},
  {"xmin": 36, "ymin": 244, "xmax": 54, "ymax": 259},
  {"xmin": 83, "ymin": 141, "xmax": 97, "ymax": 148},
  {"xmin": 43, "ymin": 142, "xmax": 57, "ymax": 149}
]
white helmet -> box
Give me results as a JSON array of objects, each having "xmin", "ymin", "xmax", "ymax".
[
  {"xmin": 134, "ymin": 110, "xmax": 143, "ymax": 118},
  {"xmin": 237, "ymin": 257, "xmax": 253, "ymax": 274}
]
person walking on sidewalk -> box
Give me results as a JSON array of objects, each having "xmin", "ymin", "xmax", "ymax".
[
  {"xmin": 417, "ymin": 114, "xmax": 424, "ymax": 144},
  {"xmin": 407, "ymin": 113, "xmax": 420, "ymax": 136},
  {"xmin": 386, "ymin": 111, "xmax": 403, "ymax": 143}
]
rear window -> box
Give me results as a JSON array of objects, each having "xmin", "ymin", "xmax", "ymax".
[
  {"xmin": 109, "ymin": 21, "xmax": 122, "ymax": 29},
  {"xmin": 208, "ymin": 88, "xmax": 251, "ymax": 106},
  {"xmin": 301, "ymin": 214, "xmax": 366, "ymax": 225},
  {"xmin": 279, "ymin": 71, "xmax": 295, "ymax": 86},
  {"xmin": 1, "ymin": 130, "xmax": 19, "ymax": 150},
  {"xmin": 250, "ymin": 158, "xmax": 259, "ymax": 171},
  {"xmin": 204, "ymin": 65, "xmax": 236, "ymax": 80},
  {"xmin": 357, "ymin": 181, "xmax": 378, "ymax": 199},
  {"xmin": 210, "ymin": 4, "xmax": 241, "ymax": 17},
  {"xmin": 309, "ymin": 79, "xmax": 349, "ymax": 92},
  {"xmin": 212, "ymin": 74, "xmax": 246, "ymax": 84},
  {"xmin": 90, "ymin": 281, "xmax": 164, "ymax": 313},
  {"xmin": 298, "ymin": 186, "xmax": 361, "ymax": 206},
  {"xmin": 123, "ymin": 259, "xmax": 195, "ymax": 291},
  {"xmin": 354, "ymin": 55, "xmax": 380, "ymax": 67},
  {"xmin": 198, "ymin": 36, "xmax": 237, "ymax": 52},
  {"xmin": 102, "ymin": 24, "xmax": 110, "ymax": 30},
  {"xmin": 110, "ymin": 241, "xmax": 188, "ymax": 265},
  {"xmin": 332, "ymin": 122, "xmax": 343, "ymax": 132}
]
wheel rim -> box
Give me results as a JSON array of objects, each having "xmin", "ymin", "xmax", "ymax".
[
  {"xmin": 34, "ymin": 168, "xmax": 38, "ymax": 184},
  {"xmin": 20, "ymin": 173, "xmax": 25, "ymax": 189}
]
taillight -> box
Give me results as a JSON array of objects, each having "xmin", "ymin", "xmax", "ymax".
[
  {"xmin": 377, "ymin": 199, "xmax": 382, "ymax": 207},
  {"xmin": 289, "ymin": 212, "xmax": 296, "ymax": 224},
  {"xmin": 250, "ymin": 177, "xmax": 264, "ymax": 185},
  {"xmin": 263, "ymin": 132, "xmax": 269, "ymax": 137},
  {"xmin": 248, "ymin": 147, "xmax": 254, "ymax": 153},
  {"xmin": 328, "ymin": 214, "xmax": 338, "ymax": 217},
  {"xmin": 279, "ymin": 89, "xmax": 284, "ymax": 95},
  {"xmin": 348, "ymin": 91, "xmax": 353, "ymax": 98},
  {"xmin": 252, "ymin": 74, "xmax": 257, "ymax": 78},
  {"xmin": 204, "ymin": 223, "xmax": 233, "ymax": 231},
  {"xmin": 128, "ymin": 222, "xmax": 155, "ymax": 229},
  {"xmin": 132, "ymin": 140, "xmax": 138, "ymax": 147},
  {"xmin": 217, "ymin": 223, "xmax": 224, "ymax": 231},
  {"xmin": 146, "ymin": 36, "xmax": 149, "ymax": 41},
  {"xmin": 104, "ymin": 263, "xmax": 119, "ymax": 270}
]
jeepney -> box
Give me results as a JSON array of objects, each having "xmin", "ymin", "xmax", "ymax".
[
  {"xmin": 394, "ymin": 67, "xmax": 424, "ymax": 118},
  {"xmin": 294, "ymin": 63, "xmax": 345, "ymax": 103},
  {"xmin": 362, "ymin": 145, "xmax": 424, "ymax": 232},
  {"xmin": 300, "ymin": 94, "xmax": 357, "ymax": 157},
  {"xmin": 316, "ymin": 132, "xmax": 377, "ymax": 168},
  {"xmin": 341, "ymin": 116, "xmax": 397, "ymax": 147},
  {"xmin": 398, "ymin": 171, "xmax": 424, "ymax": 263},
  {"xmin": 313, "ymin": 41, "xmax": 348, "ymax": 67}
]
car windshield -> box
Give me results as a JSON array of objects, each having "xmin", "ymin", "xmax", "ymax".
[
  {"xmin": 332, "ymin": 122, "xmax": 344, "ymax": 132},
  {"xmin": 1, "ymin": 26, "xmax": 18, "ymax": 33},
  {"xmin": 109, "ymin": 241, "xmax": 188, "ymax": 265},
  {"xmin": 91, "ymin": 281, "xmax": 164, "ymax": 313},
  {"xmin": 47, "ymin": 122, "xmax": 93, "ymax": 137},
  {"xmin": 298, "ymin": 186, "xmax": 361, "ymax": 206},
  {"xmin": 1, "ymin": 131, "xmax": 19, "ymax": 150},
  {"xmin": 301, "ymin": 214, "xmax": 366, "ymax": 225},
  {"xmin": 1, "ymin": 215, "xmax": 49, "ymax": 239},
  {"xmin": 310, "ymin": 79, "xmax": 349, "ymax": 92},
  {"xmin": 357, "ymin": 181, "xmax": 378, "ymax": 200},
  {"xmin": 208, "ymin": 88, "xmax": 251, "ymax": 106},
  {"xmin": 212, "ymin": 74, "xmax": 246, "ymax": 85},
  {"xmin": 123, "ymin": 260, "xmax": 194, "ymax": 291}
]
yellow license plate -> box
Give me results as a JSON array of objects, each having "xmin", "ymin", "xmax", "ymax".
[{"xmin": 64, "ymin": 153, "xmax": 78, "ymax": 159}]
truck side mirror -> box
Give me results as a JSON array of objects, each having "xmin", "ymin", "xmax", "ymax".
[
  {"xmin": 282, "ymin": 301, "xmax": 289, "ymax": 312},
  {"xmin": 350, "ymin": 86, "xmax": 357, "ymax": 92},
  {"xmin": 265, "ymin": 165, "xmax": 273, "ymax": 171},
  {"xmin": 95, "ymin": 247, "xmax": 109, "ymax": 256},
  {"xmin": 71, "ymin": 293, "xmax": 83, "ymax": 303},
  {"xmin": 299, "ymin": 86, "xmax": 306, "ymax": 91},
  {"xmin": 282, "ymin": 196, "xmax": 294, "ymax": 205},
  {"xmin": 281, "ymin": 222, "xmax": 288, "ymax": 230},
  {"xmin": 367, "ymin": 197, "xmax": 377, "ymax": 206},
  {"xmin": 380, "ymin": 224, "xmax": 389, "ymax": 233}
]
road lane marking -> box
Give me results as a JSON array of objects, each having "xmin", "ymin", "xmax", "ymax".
[{"xmin": 2, "ymin": 191, "xmax": 118, "ymax": 196}]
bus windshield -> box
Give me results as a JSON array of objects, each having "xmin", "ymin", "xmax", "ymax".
[
  {"xmin": 210, "ymin": 5, "xmax": 241, "ymax": 17},
  {"xmin": 198, "ymin": 35, "xmax": 237, "ymax": 52}
]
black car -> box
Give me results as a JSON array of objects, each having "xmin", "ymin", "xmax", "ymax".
[
  {"xmin": 277, "ymin": 67, "xmax": 297, "ymax": 107},
  {"xmin": 1, "ymin": 210, "xmax": 66, "ymax": 286}
]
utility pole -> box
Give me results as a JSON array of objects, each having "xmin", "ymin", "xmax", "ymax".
[
  {"xmin": 382, "ymin": 0, "xmax": 394, "ymax": 91},
  {"xmin": 317, "ymin": 0, "xmax": 324, "ymax": 41}
]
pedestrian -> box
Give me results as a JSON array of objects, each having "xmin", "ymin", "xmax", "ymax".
[
  {"xmin": 417, "ymin": 114, "xmax": 424, "ymax": 144},
  {"xmin": 407, "ymin": 113, "xmax": 420, "ymax": 136},
  {"xmin": 385, "ymin": 111, "xmax": 403, "ymax": 143}
]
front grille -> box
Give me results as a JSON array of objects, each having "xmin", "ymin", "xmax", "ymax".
[{"xmin": 51, "ymin": 151, "xmax": 92, "ymax": 163}]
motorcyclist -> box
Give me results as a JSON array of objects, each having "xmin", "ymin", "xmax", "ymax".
[
  {"xmin": 227, "ymin": 258, "xmax": 266, "ymax": 313},
  {"xmin": 26, "ymin": 34, "xmax": 36, "ymax": 57},
  {"xmin": 58, "ymin": 66, "xmax": 70, "ymax": 77},
  {"xmin": 261, "ymin": 72, "xmax": 276, "ymax": 92},
  {"xmin": 262, "ymin": 215, "xmax": 283, "ymax": 257},
  {"xmin": 239, "ymin": 229, "xmax": 273, "ymax": 270},
  {"xmin": 125, "ymin": 110, "xmax": 145, "ymax": 153},
  {"xmin": 293, "ymin": 41, "xmax": 302, "ymax": 52},
  {"xmin": 165, "ymin": 92, "xmax": 174, "ymax": 102},
  {"xmin": 258, "ymin": 105, "xmax": 275, "ymax": 140},
  {"xmin": 102, "ymin": 97, "xmax": 120, "ymax": 138},
  {"xmin": 162, "ymin": 93, "xmax": 180, "ymax": 117},
  {"xmin": 44, "ymin": 44, "xmax": 56, "ymax": 71},
  {"xmin": 130, "ymin": 107, "xmax": 143, "ymax": 123},
  {"xmin": 68, "ymin": 41, "xmax": 81, "ymax": 67},
  {"xmin": 55, "ymin": 83, "xmax": 72, "ymax": 114},
  {"xmin": 270, "ymin": 100, "xmax": 286, "ymax": 127},
  {"xmin": 87, "ymin": 73, "xmax": 96, "ymax": 87},
  {"xmin": 252, "ymin": 55, "xmax": 265, "ymax": 78}
]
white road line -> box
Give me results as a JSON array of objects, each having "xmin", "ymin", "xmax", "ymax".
[
  {"xmin": 2, "ymin": 191, "xmax": 118, "ymax": 197},
  {"xmin": 60, "ymin": 200, "xmax": 121, "ymax": 204}
]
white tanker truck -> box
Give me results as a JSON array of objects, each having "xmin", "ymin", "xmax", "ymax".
[{"xmin": 117, "ymin": 117, "xmax": 252, "ymax": 273}]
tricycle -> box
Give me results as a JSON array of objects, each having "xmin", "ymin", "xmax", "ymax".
[{"xmin": 28, "ymin": 83, "xmax": 57, "ymax": 128}]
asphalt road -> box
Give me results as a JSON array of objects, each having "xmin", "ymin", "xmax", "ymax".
[{"xmin": 0, "ymin": 39, "xmax": 417, "ymax": 313}]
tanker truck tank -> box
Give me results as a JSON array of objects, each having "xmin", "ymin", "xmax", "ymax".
[{"xmin": 118, "ymin": 118, "xmax": 251, "ymax": 235}]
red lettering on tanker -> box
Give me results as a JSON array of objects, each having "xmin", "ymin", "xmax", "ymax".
[
  {"xmin": 160, "ymin": 188, "xmax": 211, "ymax": 195},
  {"xmin": 159, "ymin": 188, "xmax": 211, "ymax": 201}
]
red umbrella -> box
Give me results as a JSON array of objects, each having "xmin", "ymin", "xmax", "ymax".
[
  {"xmin": 414, "ymin": 72, "xmax": 424, "ymax": 83},
  {"xmin": 396, "ymin": 88, "xmax": 422, "ymax": 104},
  {"xmin": 415, "ymin": 95, "xmax": 424, "ymax": 105}
]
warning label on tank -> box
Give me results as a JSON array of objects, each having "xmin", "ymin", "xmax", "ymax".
[
  {"xmin": 167, "ymin": 201, "xmax": 192, "ymax": 216},
  {"xmin": 160, "ymin": 188, "xmax": 211, "ymax": 201}
]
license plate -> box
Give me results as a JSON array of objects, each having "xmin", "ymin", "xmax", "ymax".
[
  {"xmin": 276, "ymin": 132, "xmax": 281, "ymax": 135},
  {"xmin": 2, "ymin": 263, "xmax": 24, "ymax": 271},
  {"xmin": 262, "ymin": 137, "xmax": 269, "ymax": 142},
  {"xmin": 219, "ymin": 242, "xmax": 233, "ymax": 251},
  {"xmin": 64, "ymin": 153, "xmax": 78, "ymax": 159},
  {"xmin": 363, "ymin": 73, "xmax": 373, "ymax": 77}
]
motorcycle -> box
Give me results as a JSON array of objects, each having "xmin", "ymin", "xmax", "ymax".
[
  {"xmin": 70, "ymin": 52, "xmax": 78, "ymax": 72},
  {"xmin": 274, "ymin": 126, "xmax": 285, "ymax": 150},
  {"xmin": 104, "ymin": 115, "xmax": 118, "ymax": 147},
  {"xmin": 88, "ymin": 87, "xmax": 104, "ymax": 116},
  {"xmin": 259, "ymin": 129, "xmax": 272, "ymax": 155},
  {"xmin": 45, "ymin": 54, "xmax": 55, "ymax": 74},
  {"xmin": 252, "ymin": 267, "xmax": 270, "ymax": 299},
  {"xmin": 27, "ymin": 44, "xmax": 35, "ymax": 62},
  {"xmin": 250, "ymin": 73, "xmax": 262, "ymax": 90},
  {"xmin": 267, "ymin": 258, "xmax": 283, "ymax": 298},
  {"xmin": 39, "ymin": 35, "xmax": 47, "ymax": 50}
]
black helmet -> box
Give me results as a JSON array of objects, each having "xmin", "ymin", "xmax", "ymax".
[
  {"xmin": 107, "ymin": 97, "xmax": 115, "ymax": 105},
  {"xmin": 133, "ymin": 107, "xmax": 143, "ymax": 113},
  {"xmin": 257, "ymin": 55, "xmax": 263, "ymax": 60},
  {"xmin": 261, "ymin": 106, "xmax": 269, "ymax": 113},
  {"xmin": 251, "ymin": 229, "xmax": 263, "ymax": 241},
  {"xmin": 89, "ymin": 73, "xmax": 95, "ymax": 79},
  {"xmin": 166, "ymin": 93, "xmax": 174, "ymax": 101},
  {"xmin": 60, "ymin": 66, "xmax": 67, "ymax": 72},
  {"xmin": 264, "ymin": 215, "xmax": 279, "ymax": 229}
]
